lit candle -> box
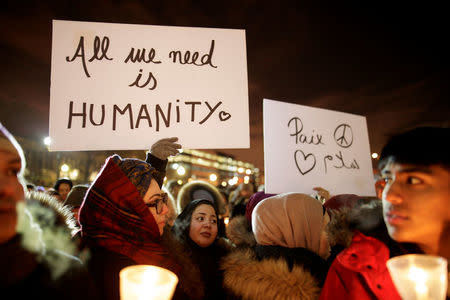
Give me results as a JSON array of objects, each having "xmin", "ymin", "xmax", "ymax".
[
  {"xmin": 120, "ymin": 265, "xmax": 178, "ymax": 300},
  {"xmin": 387, "ymin": 254, "xmax": 447, "ymax": 300}
]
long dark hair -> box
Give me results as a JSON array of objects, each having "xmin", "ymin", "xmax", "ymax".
[{"xmin": 172, "ymin": 199, "xmax": 221, "ymax": 243}]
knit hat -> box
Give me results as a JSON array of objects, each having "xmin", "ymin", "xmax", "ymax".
[
  {"xmin": 63, "ymin": 184, "xmax": 89, "ymax": 207},
  {"xmin": 111, "ymin": 155, "xmax": 157, "ymax": 200},
  {"xmin": 245, "ymin": 192, "xmax": 276, "ymax": 227}
]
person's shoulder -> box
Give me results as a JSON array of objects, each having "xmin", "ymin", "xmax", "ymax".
[
  {"xmin": 336, "ymin": 231, "xmax": 390, "ymax": 272},
  {"xmin": 221, "ymin": 247, "xmax": 320, "ymax": 299},
  {"xmin": 226, "ymin": 215, "xmax": 256, "ymax": 248}
]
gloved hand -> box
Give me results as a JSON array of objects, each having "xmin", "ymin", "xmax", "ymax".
[{"xmin": 150, "ymin": 137, "xmax": 182, "ymax": 160}]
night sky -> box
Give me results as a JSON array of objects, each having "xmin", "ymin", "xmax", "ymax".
[{"xmin": 1, "ymin": 1, "xmax": 448, "ymax": 170}]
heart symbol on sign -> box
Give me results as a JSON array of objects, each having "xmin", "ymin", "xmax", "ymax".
[
  {"xmin": 294, "ymin": 150, "xmax": 316, "ymax": 175},
  {"xmin": 219, "ymin": 111, "xmax": 231, "ymax": 121}
]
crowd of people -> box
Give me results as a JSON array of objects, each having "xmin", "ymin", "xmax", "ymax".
[{"xmin": 1, "ymin": 121, "xmax": 449, "ymax": 299}]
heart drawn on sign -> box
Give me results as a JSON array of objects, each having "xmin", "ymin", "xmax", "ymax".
[
  {"xmin": 294, "ymin": 150, "xmax": 316, "ymax": 175},
  {"xmin": 219, "ymin": 111, "xmax": 231, "ymax": 121}
]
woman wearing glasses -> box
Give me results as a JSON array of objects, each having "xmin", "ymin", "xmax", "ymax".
[
  {"xmin": 79, "ymin": 139, "xmax": 204, "ymax": 300},
  {"xmin": 172, "ymin": 199, "xmax": 231, "ymax": 300}
]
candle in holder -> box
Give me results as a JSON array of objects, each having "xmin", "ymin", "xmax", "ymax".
[
  {"xmin": 120, "ymin": 265, "xmax": 178, "ymax": 300},
  {"xmin": 386, "ymin": 254, "xmax": 447, "ymax": 300}
]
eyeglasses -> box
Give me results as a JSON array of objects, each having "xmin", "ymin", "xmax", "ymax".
[{"xmin": 145, "ymin": 193, "xmax": 168, "ymax": 214}]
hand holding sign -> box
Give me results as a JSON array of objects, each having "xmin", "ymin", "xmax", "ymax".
[{"xmin": 150, "ymin": 137, "xmax": 181, "ymax": 160}]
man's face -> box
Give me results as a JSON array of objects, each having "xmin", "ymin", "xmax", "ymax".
[
  {"xmin": 381, "ymin": 161, "xmax": 450, "ymax": 251},
  {"xmin": 0, "ymin": 141, "xmax": 24, "ymax": 243}
]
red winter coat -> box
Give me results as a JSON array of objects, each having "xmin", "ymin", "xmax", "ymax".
[{"xmin": 320, "ymin": 231, "xmax": 401, "ymax": 300}]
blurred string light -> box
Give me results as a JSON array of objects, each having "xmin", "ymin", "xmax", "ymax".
[
  {"xmin": 221, "ymin": 181, "xmax": 227, "ymax": 187},
  {"xmin": 89, "ymin": 171, "xmax": 98, "ymax": 182},
  {"xmin": 244, "ymin": 176, "xmax": 250, "ymax": 184},
  {"xmin": 228, "ymin": 176, "xmax": 239, "ymax": 186},
  {"xmin": 209, "ymin": 173, "xmax": 217, "ymax": 182},
  {"xmin": 168, "ymin": 149, "xmax": 257, "ymax": 174},
  {"xmin": 69, "ymin": 169, "xmax": 79, "ymax": 180},
  {"xmin": 172, "ymin": 163, "xmax": 179, "ymax": 170},
  {"xmin": 372, "ymin": 152, "xmax": 379, "ymax": 159},
  {"xmin": 43, "ymin": 136, "xmax": 51, "ymax": 146},
  {"xmin": 60, "ymin": 164, "xmax": 69, "ymax": 172},
  {"xmin": 176, "ymin": 166, "xmax": 186, "ymax": 176}
]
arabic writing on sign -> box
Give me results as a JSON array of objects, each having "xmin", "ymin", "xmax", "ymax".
[{"xmin": 288, "ymin": 117, "xmax": 359, "ymax": 175}]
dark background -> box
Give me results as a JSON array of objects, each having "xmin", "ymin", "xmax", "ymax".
[{"xmin": 1, "ymin": 1, "xmax": 449, "ymax": 171}]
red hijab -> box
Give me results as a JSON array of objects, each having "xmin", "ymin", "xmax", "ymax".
[{"xmin": 79, "ymin": 155, "xmax": 179, "ymax": 274}]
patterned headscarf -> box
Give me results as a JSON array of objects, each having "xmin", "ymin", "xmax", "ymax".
[
  {"xmin": 252, "ymin": 193, "xmax": 325, "ymax": 253},
  {"xmin": 79, "ymin": 155, "xmax": 179, "ymax": 273}
]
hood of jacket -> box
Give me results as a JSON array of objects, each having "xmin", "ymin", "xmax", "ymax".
[
  {"xmin": 221, "ymin": 248, "xmax": 320, "ymax": 300},
  {"xmin": 26, "ymin": 190, "xmax": 79, "ymax": 236},
  {"xmin": 14, "ymin": 191, "xmax": 81, "ymax": 279},
  {"xmin": 226, "ymin": 215, "xmax": 256, "ymax": 248},
  {"xmin": 176, "ymin": 180, "xmax": 227, "ymax": 215},
  {"xmin": 326, "ymin": 198, "xmax": 384, "ymax": 248}
]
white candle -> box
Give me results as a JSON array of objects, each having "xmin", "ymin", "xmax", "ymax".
[
  {"xmin": 387, "ymin": 254, "xmax": 447, "ymax": 300},
  {"xmin": 120, "ymin": 265, "xmax": 179, "ymax": 300}
]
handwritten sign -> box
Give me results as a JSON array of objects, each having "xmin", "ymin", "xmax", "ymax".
[
  {"xmin": 263, "ymin": 99, "xmax": 376, "ymax": 196},
  {"xmin": 49, "ymin": 20, "xmax": 249, "ymax": 151}
]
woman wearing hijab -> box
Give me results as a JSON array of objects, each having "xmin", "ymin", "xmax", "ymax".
[
  {"xmin": 79, "ymin": 138, "xmax": 204, "ymax": 300},
  {"xmin": 172, "ymin": 199, "xmax": 231, "ymax": 300},
  {"xmin": 221, "ymin": 193, "xmax": 331, "ymax": 300}
]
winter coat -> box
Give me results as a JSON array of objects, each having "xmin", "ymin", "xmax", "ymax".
[
  {"xmin": 320, "ymin": 231, "xmax": 401, "ymax": 300},
  {"xmin": 0, "ymin": 192, "xmax": 98, "ymax": 299},
  {"xmin": 221, "ymin": 245, "xmax": 325, "ymax": 300},
  {"xmin": 182, "ymin": 237, "xmax": 232, "ymax": 300},
  {"xmin": 87, "ymin": 228, "xmax": 205, "ymax": 300},
  {"xmin": 320, "ymin": 198, "xmax": 423, "ymax": 300}
]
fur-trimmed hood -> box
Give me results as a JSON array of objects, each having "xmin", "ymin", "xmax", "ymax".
[
  {"xmin": 326, "ymin": 199, "xmax": 385, "ymax": 248},
  {"xmin": 226, "ymin": 215, "xmax": 256, "ymax": 248},
  {"xmin": 26, "ymin": 190, "xmax": 79, "ymax": 236},
  {"xmin": 15, "ymin": 191, "xmax": 82, "ymax": 279},
  {"xmin": 176, "ymin": 180, "xmax": 227, "ymax": 215},
  {"xmin": 221, "ymin": 248, "xmax": 320, "ymax": 300}
]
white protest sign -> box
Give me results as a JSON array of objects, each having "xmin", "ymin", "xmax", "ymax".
[
  {"xmin": 49, "ymin": 20, "xmax": 249, "ymax": 151},
  {"xmin": 263, "ymin": 99, "xmax": 376, "ymax": 196}
]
